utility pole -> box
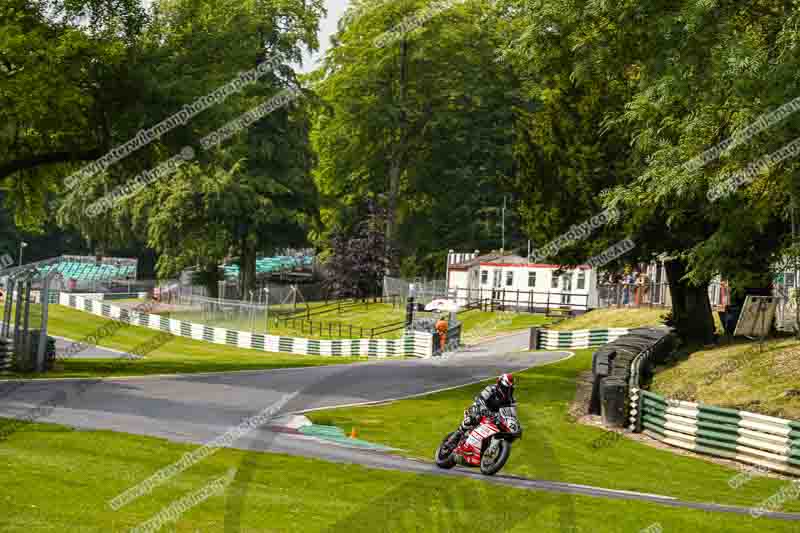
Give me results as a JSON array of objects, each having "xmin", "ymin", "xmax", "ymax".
[
  {"xmin": 501, "ymin": 196, "xmax": 506, "ymax": 252},
  {"xmin": 18, "ymin": 241, "xmax": 27, "ymax": 267},
  {"xmin": 792, "ymin": 198, "xmax": 799, "ymax": 338}
]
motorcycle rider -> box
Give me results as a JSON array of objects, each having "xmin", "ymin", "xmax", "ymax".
[{"xmin": 447, "ymin": 373, "xmax": 515, "ymax": 447}]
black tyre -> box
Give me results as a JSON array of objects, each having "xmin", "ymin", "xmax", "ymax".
[
  {"xmin": 480, "ymin": 438, "xmax": 511, "ymax": 475},
  {"xmin": 434, "ymin": 432, "xmax": 457, "ymax": 469}
]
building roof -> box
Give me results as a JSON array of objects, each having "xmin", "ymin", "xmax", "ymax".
[
  {"xmin": 448, "ymin": 252, "xmax": 519, "ymax": 269},
  {"xmin": 449, "ymin": 251, "xmax": 590, "ymax": 270}
]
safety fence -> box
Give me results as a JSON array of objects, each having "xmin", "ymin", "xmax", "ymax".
[
  {"xmin": 57, "ymin": 294, "xmax": 436, "ymax": 358},
  {"xmin": 585, "ymin": 326, "xmax": 800, "ymax": 477},
  {"xmin": 532, "ymin": 328, "xmax": 631, "ymax": 350},
  {"xmin": 632, "ymin": 389, "xmax": 800, "ymax": 477},
  {"xmin": 0, "ymin": 337, "xmax": 12, "ymax": 372}
]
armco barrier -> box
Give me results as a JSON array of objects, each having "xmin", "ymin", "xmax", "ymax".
[
  {"xmin": 58, "ymin": 294, "xmax": 436, "ymax": 358},
  {"xmin": 632, "ymin": 389, "xmax": 800, "ymax": 476},
  {"xmin": 534, "ymin": 327, "xmax": 631, "ymax": 350}
]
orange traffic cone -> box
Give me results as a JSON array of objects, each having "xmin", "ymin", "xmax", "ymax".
[{"xmin": 349, "ymin": 427, "xmax": 358, "ymax": 439}]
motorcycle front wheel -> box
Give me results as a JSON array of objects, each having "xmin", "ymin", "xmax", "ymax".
[
  {"xmin": 434, "ymin": 432, "xmax": 457, "ymax": 469},
  {"xmin": 480, "ymin": 438, "xmax": 511, "ymax": 475}
]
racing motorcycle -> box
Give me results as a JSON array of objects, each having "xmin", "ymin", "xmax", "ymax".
[{"xmin": 434, "ymin": 405, "xmax": 522, "ymax": 475}]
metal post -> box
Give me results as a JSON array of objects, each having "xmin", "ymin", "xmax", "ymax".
[
  {"xmin": 13, "ymin": 278, "xmax": 22, "ymax": 362},
  {"xmin": 2, "ymin": 276, "xmax": 14, "ymax": 337},
  {"xmin": 264, "ymin": 286, "xmax": 270, "ymax": 333},
  {"xmin": 406, "ymin": 284, "xmax": 416, "ymax": 329},
  {"xmin": 21, "ymin": 280, "xmax": 31, "ymax": 370},
  {"xmin": 37, "ymin": 273, "xmax": 56, "ymax": 373},
  {"xmin": 501, "ymin": 196, "xmax": 506, "ymax": 252}
]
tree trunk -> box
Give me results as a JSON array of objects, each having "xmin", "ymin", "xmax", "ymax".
[
  {"xmin": 203, "ymin": 263, "xmax": 221, "ymax": 299},
  {"xmin": 238, "ymin": 237, "xmax": 257, "ymax": 298},
  {"xmin": 385, "ymin": 37, "xmax": 409, "ymax": 276},
  {"xmin": 664, "ymin": 258, "xmax": 715, "ymax": 344}
]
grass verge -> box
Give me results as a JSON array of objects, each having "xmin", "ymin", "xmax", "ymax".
[
  {"xmin": 308, "ymin": 349, "xmax": 800, "ymax": 511},
  {"xmin": 0, "ymin": 419, "xmax": 795, "ymax": 532},
  {"xmin": 652, "ymin": 336, "xmax": 800, "ymax": 419},
  {"xmin": 4, "ymin": 305, "xmax": 368, "ymax": 378},
  {"xmin": 549, "ymin": 307, "xmax": 669, "ymax": 330}
]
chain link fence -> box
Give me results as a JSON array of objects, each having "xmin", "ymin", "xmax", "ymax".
[{"xmin": 383, "ymin": 276, "xmax": 450, "ymax": 305}]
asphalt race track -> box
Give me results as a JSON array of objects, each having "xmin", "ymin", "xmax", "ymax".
[{"xmin": 1, "ymin": 330, "xmax": 798, "ymax": 521}]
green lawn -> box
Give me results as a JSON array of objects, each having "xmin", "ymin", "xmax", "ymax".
[
  {"xmin": 141, "ymin": 298, "xmax": 552, "ymax": 341},
  {"xmin": 158, "ymin": 301, "xmax": 408, "ymax": 339},
  {"xmin": 5, "ymin": 304, "xmax": 368, "ymax": 378},
  {"xmin": 652, "ymin": 336, "xmax": 800, "ymax": 419},
  {"xmin": 309, "ymin": 349, "xmax": 800, "ymax": 511},
  {"xmin": 0, "ymin": 419, "xmax": 795, "ymax": 532},
  {"xmin": 458, "ymin": 310, "xmax": 552, "ymax": 343},
  {"xmin": 549, "ymin": 307, "xmax": 669, "ymax": 330},
  {"xmin": 550, "ymin": 306, "xmax": 724, "ymax": 333}
]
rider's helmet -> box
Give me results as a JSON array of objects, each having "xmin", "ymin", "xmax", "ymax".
[{"xmin": 496, "ymin": 373, "xmax": 514, "ymax": 400}]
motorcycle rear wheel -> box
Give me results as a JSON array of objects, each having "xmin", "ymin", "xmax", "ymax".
[
  {"xmin": 480, "ymin": 439, "xmax": 511, "ymax": 475},
  {"xmin": 434, "ymin": 432, "xmax": 458, "ymax": 469}
]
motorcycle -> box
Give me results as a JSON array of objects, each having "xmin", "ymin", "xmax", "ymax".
[{"xmin": 434, "ymin": 405, "xmax": 522, "ymax": 475}]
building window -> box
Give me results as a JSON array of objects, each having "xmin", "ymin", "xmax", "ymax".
[
  {"xmin": 577, "ymin": 271, "xmax": 586, "ymax": 290},
  {"xmin": 506, "ymin": 271, "xmax": 514, "ymax": 286},
  {"xmin": 551, "ymin": 275, "xmax": 559, "ymax": 289},
  {"xmin": 481, "ymin": 270, "xmax": 488, "ymax": 285},
  {"xmin": 528, "ymin": 272, "xmax": 536, "ymax": 288}
]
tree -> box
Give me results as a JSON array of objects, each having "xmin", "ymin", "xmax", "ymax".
[
  {"xmin": 501, "ymin": 0, "xmax": 800, "ymax": 343},
  {"xmin": 312, "ymin": 0, "xmax": 522, "ymax": 276},
  {"xmin": 1, "ymin": 0, "xmax": 148, "ymax": 229},
  {"xmin": 324, "ymin": 201, "xmax": 394, "ymax": 299},
  {"xmin": 49, "ymin": 0, "xmax": 324, "ymax": 292}
]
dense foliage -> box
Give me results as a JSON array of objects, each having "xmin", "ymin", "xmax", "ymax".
[{"xmin": 4, "ymin": 0, "xmax": 800, "ymax": 341}]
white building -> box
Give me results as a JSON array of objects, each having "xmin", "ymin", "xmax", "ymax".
[{"xmin": 446, "ymin": 251, "xmax": 598, "ymax": 313}]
